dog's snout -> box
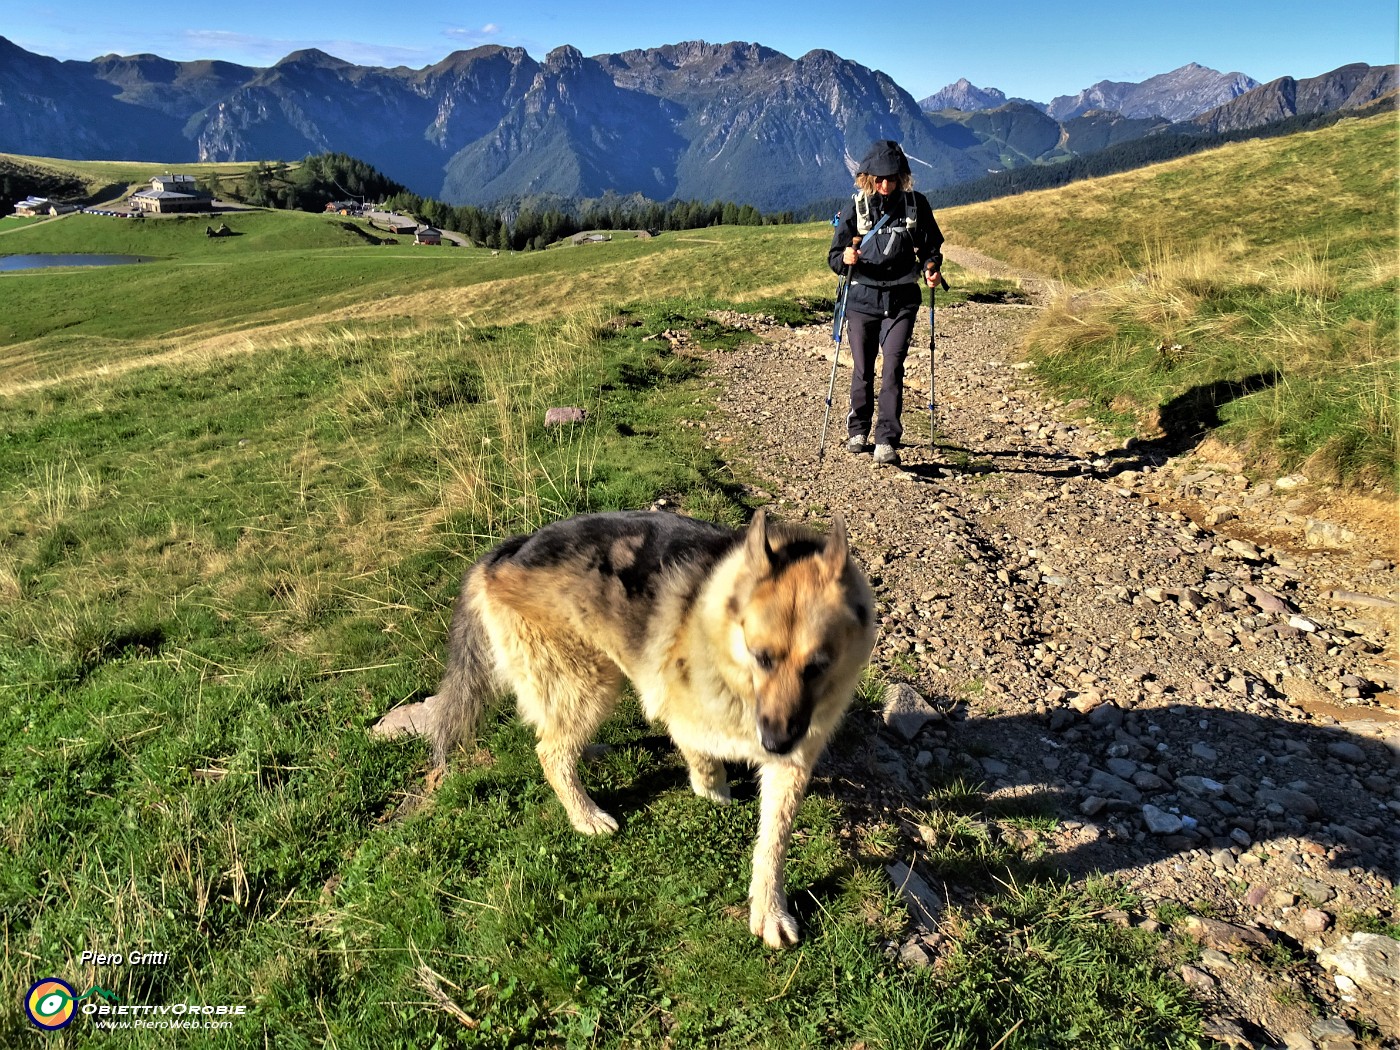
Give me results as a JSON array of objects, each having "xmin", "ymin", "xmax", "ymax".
[{"xmin": 758, "ymin": 709, "xmax": 811, "ymax": 755}]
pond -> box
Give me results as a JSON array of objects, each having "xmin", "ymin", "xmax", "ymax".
[{"xmin": 0, "ymin": 254, "xmax": 156, "ymax": 272}]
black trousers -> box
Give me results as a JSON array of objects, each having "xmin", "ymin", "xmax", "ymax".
[{"xmin": 845, "ymin": 301, "xmax": 918, "ymax": 446}]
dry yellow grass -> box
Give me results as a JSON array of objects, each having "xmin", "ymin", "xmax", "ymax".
[{"xmin": 940, "ymin": 110, "xmax": 1398, "ymax": 285}]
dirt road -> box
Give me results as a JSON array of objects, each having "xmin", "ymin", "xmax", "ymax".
[{"xmin": 697, "ymin": 257, "xmax": 1399, "ymax": 1049}]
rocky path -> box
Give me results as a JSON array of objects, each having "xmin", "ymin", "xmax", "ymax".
[{"xmin": 695, "ymin": 257, "xmax": 1399, "ymax": 1049}]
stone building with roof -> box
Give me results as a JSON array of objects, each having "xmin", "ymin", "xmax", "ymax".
[{"xmin": 129, "ymin": 173, "xmax": 209, "ymax": 214}]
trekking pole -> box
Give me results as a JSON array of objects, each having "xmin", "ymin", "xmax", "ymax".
[
  {"xmin": 927, "ymin": 269, "xmax": 950, "ymax": 448},
  {"xmin": 817, "ymin": 212, "xmax": 892, "ymax": 466},
  {"xmin": 816, "ymin": 257, "xmax": 853, "ymax": 467}
]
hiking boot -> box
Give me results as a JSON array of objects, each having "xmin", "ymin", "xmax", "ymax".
[
  {"xmin": 873, "ymin": 443, "xmax": 901, "ymax": 466},
  {"xmin": 846, "ymin": 435, "xmax": 867, "ymax": 454}
]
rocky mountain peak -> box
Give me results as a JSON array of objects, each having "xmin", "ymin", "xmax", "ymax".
[
  {"xmin": 1048, "ymin": 63, "xmax": 1259, "ymax": 122},
  {"xmin": 544, "ymin": 44, "xmax": 585, "ymax": 68},
  {"xmin": 275, "ymin": 48, "xmax": 353, "ymax": 70},
  {"xmin": 1187, "ymin": 62, "xmax": 1397, "ymax": 133},
  {"xmin": 920, "ymin": 79, "xmax": 1013, "ymax": 112}
]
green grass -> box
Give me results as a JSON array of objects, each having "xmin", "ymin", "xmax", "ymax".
[
  {"xmin": 943, "ymin": 110, "xmax": 1399, "ymax": 489},
  {"xmin": 0, "ymin": 213, "xmax": 839, "ymax": 391},
  {"xmin": 0, "ymin": 189, "xmax": 1228, "ymax": 1045}
]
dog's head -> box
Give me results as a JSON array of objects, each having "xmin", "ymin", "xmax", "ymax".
[{"xmin": 731, "ymin": 510, "xmax": 875, "ymax": 755}]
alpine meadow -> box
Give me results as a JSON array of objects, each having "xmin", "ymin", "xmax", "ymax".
[{"xmin": 1, "ymin": 106, "xmax": 1396, "ymax": 1048}]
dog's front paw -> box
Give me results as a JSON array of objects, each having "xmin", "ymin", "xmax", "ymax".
[
  {"xmin": 570, "ymin": 806, "xmax": 619, "ymax": 835},
  {"xmin": 690, "ymin": 777, "xmax": 732, "ymax": 805},
  {"xmin": 749, "ymin": 901, "xmax": 800, "ymax": 949}
]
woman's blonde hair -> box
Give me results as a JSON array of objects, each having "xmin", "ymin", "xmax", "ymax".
[{"xmin": 855, "ymin": 171, "xmax": 914, "ymax": 195}]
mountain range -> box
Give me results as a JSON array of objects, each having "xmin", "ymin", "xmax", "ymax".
[
  {"xmin": 917, "ymin": 63, "xmax": 1259, "ymax": 122},
  {"xmin": 0, "ymin": 36, "xmax": 1393, "ymax": 212}
]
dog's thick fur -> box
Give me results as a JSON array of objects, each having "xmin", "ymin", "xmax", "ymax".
[{"xmin": 432, "ymin": 509, "xmax": 875, "ymax": 948}]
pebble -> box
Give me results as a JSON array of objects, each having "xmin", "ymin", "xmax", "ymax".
[
  {"xmin": 1199, "ymin": 948, "xmax": 1235, "ymax": 972},
  {"xmin": 1087, "ymin": 770, "xmax": 1142, "ymax": 804},
  {"xmin": 1324, "ymin": 740, "xmax": 1366, "ymax": 764},
  {"xmin": 1301, "ymin": 908, "xmax": 1333, "ymax": 932},
  {"xmin": 1256, "ymin": 786, "xmax": 1321, "ymax": 820},
  {"xmin": 1178, "ymin": 964, "xmax": 1216, "ymax": 992},
  {"xmin": 1308, "ymin": 1017, "xmax": 1354, "ymax": 1042},
  {"xmin": 1183, "ymin": 916, "xmax": 1271, "ymax": 952},
  {"xmin": 1080, "ymin": 795, "xmax": 1108, "ymax": 817},
  {"xmin": 1106, "ymin": 757, "xmax": 1138, "ymax": 779},
  {"xmin": 1142, "ymin": 804, "xmax": 1184, "ymax": 835},
  {"xmin": 1296, "ymin": 877, "xmax": 1337, "ymax": 903},
  {"xmin": 898, "ymin": 940, "xmax": 932, "ymax": 968},
  {"xmin": 1178, "ymin": 775, "xmax": 1225, "ymax": 797},
  {"xmin": 1226, "ymin": 539, "xmax": 1261, "ymax": 560},
  {"xmin": 881, "ymin": 683, "xmax": 942, "ymax": 741},
  {"xmin": 885, "ymin": 861, "xmax": 943, "ymax": 930}
]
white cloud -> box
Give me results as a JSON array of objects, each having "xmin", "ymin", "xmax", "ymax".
[{"xmin": 443, "ymin": 24, "xmax": 503, "ymax": 46}]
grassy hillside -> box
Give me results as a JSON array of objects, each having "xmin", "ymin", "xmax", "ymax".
[
  {"xmin": 0, "ymin": 211, "xmax": 838, "ymax": 391},
  {"xmin": 940, "ymin": 110, "xmax": 1396, "ymax": 282},
  {"xmin": 943, "ymin": 110, "xmax": 1398, "ymax": 487},
  {"xmin": 0, "ymin": 152, "xmax": 262, "ymax": 203}
]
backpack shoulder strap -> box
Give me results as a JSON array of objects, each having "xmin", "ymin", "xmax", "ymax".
[{"xmin": 853, "ymin": 192, "xmax": 872, "ymax": 236}]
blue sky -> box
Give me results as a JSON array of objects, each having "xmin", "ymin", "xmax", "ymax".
[{"xmin": 7, "ymin": 0, "xmax": 1397, "ymax": 102}]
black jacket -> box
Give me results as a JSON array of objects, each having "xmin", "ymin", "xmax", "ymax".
[{"xmin": 828, "ymin": 190, "xmax": 944, "ymax": 316}]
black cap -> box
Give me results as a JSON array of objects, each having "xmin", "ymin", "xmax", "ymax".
[{"xmin": 857, "ymin": 140, "xmax": 909, "ymax": 178}]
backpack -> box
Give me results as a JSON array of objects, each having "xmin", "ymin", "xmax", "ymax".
[
  {"xmin": 853, "ymin": 191, "xmax": 918, "ymax": 237},
  {"xmin": 850, "ymin": 191, "xmax": 920, "ymax": 284}
]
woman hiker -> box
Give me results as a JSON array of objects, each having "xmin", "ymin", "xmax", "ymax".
[{"xmin": 827, "ymin": 139, "xmax": 945, "ymax": 466}]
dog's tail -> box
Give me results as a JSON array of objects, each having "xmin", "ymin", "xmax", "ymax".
[{"xmin": 431, "ymin": 571, "xmax": 499, "ymax": 765}]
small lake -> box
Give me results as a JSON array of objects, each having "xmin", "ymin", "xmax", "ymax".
[{"xmin": 0, "ymin": 254, "xmax": 156, "ymax": 272}]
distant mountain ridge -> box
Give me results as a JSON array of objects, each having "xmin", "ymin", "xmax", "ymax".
[
  {"xmin": 919, "ymin": 63, "xmax": 1260, "ymax": 122},
  {"xmin": 1046, "ymin": 63, "xmax": 1259, "ymax": 121},
  {"xmin": 1187, "ymin": 62, "xmax": 1397, "ymax": 132},
  {"xmin": 0, "ymin": 36, "xmax": 983, "ymax": 211},
  {"xmin": 0, "ymin": 37, "xmax": 1392, "ymax": 212}
]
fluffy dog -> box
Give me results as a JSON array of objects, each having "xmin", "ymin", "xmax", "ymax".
[{"xmin": 430, "ymin": 509, "xmax": 875, "ymax": 948}]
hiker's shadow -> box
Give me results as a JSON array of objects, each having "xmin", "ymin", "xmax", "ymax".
[
  {"xmin": 832, "ymin": 701, "xmax": 1397, "ymax": 885},
  {"xmin": 898, "ymin": 370, "xmax": 1283, "ymax": 483},
  {"xmin": 1093, "ymin": 370, "xmax": 1282, "ymax": 478}
]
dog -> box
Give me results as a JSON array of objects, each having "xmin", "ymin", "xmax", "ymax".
[{"xmin": 429, "ymin": 508, "xmax": 875, "ymax": 948}]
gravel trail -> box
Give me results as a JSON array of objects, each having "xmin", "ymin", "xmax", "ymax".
[{"xmin": 692, "ymin": 255, "xmax": 1399, "ymax": 1049}]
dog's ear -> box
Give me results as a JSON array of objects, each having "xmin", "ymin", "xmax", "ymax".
[
  {"xmin": 745, "ymin": 508, "xmax": 773, "ymax": 575},
  {"xmin": 823, "ymin": 513, "xmax": 849, "ymax": 576}
]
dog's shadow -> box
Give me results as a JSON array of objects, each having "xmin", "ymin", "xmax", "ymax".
[
  {"xmin": 820, "ymin": 700, "xmax": 1397, "ymax": 889},
  {"xmin": 520, "ymin": 697, "xmax": 1394, "ymax": 926},
  {"xmin": 571, "ymin": 697, "xmax": 1396, "ymax": 881}
]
